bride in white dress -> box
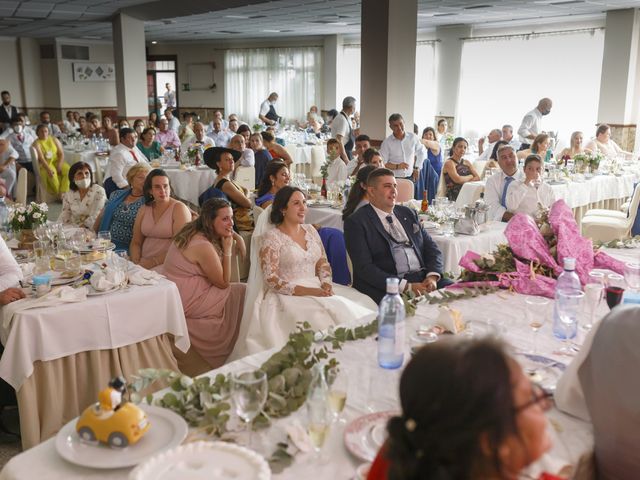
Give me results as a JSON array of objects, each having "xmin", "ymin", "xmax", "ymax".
[{"xmin": 230, "ymin": 187, "xmax": 377, "ymax": 359}]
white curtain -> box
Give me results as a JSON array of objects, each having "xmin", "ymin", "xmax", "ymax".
[
  {"xmin": 457, "ymin": 29, "xmax": 605, "ymax": 148},
  {"xmin": 335, "ymin": 43, "xmax": 437, "ymax": 131},
  {"xmin": 224, "ymin": 47, "xmax": 322, "ymax": 124}
]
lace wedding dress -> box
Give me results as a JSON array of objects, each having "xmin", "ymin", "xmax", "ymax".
[{"xmin": 230, "ymin": 216, "xmax": 376, "ymax": 359}]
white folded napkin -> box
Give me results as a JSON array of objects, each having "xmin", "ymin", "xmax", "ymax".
[
  {"xmin": 19, "ymin": 263, "xmax": 34, "ymax": 277},
  {"xmin": 90, "ymin": 268, "xmax": 125, "ymax": 291},
  {"xmin": 128, "ymin": 267, "xmax": 164, "ymax": 286},
  {"xmin": 6, "ymin": 238, "xmax": 19, "ymax": 249},
  {"xmin": 2, "ymin": 286, "xmax": 87, "ymax": 329}
]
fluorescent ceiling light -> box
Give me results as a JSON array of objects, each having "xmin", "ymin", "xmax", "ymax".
[
  {"xmin": 418, "ymin": 12, "xmax": 435, "ymax": 17},
  {"xmin": 262, "ymin": 29, "xmax": 280, "ymax": 33},
  {"xmin": 151, "ymin": 40, "xmax": 157, "ymax": 44},
  {"xmin": 224, "ymin": 15, "xmax": 248, "ymax": 19}
]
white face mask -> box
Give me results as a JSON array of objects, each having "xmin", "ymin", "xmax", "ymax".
[
  {"xmin": 13, "ymin": 125, "xmax": 23, "ymax": 134},
  {"xmin": 76, "ymin": 178, "xmax": 91, "ymax": 189}
]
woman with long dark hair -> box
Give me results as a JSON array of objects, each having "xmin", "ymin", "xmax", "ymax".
[
  {"xmin": 442, "ymin": 137, "xmax": 480, "ymax": 201},
  {"xmin": 255, "ymin": 160, "xmax": 290, "ymax": 208},
  {"xmin": 342, "ymin": 165, "xmax": 376, "ymax": 221}
]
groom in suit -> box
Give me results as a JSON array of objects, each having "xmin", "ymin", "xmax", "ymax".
[{"xmin": 344, "ymin": 168, "xmax": 450, "ymax": 304}]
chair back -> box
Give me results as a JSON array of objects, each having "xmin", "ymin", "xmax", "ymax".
[
  {"xmin": 474, "ymin": 160, "xmax": 487, "ymax": 178},
  {"xmin": 436, "ymin": 166, "xmax": 447, "ymax": 197},
  {"xmin": 30, "ymin": 145, "xmax": 45, "ymax": 203},
  {"xmin": 234, "ymin": 166, "xmax": 255, "ymax": 191},
  {"xmin": 253, "ymin": 204, "xmax": 264, "ymax": 220},
  {"xmin": 624, "ymin": 183, "xmax": 640, "ymax": 230},
  {"xmin": 93, "ymin": 155, "xmax": 106, "ymax": 185},
  {"xmin": 15, "ymin": 168, "xmax": 27, "ymax": 205},
  {"xmin": 395, "ymin": 178, "xmax": 414, "ymax": 203},
  {"xmin": 310, "ymin": 146, "xmax": 324, "ymax": 178}
]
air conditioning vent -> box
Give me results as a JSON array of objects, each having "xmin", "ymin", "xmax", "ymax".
[{"xmin": 61, "ymin": 44, "xmax": 89, "ymax": 60}]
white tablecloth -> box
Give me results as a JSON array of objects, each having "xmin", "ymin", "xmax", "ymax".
[
  {"xmin": 285, "ymin": 144, "xmax": 325, "ymax": 178},
  {"xmin": 432, "ymin": 221, "xmax": 507, "ymax": 275},
  {"xmin": 0, "ymin": 289, "xmax": 598, "ymax": 480},
  {"xmin": 63, "ymin": 148, "xmax": 97, "ymax": 172},
  {"xmin": 456, "ymin": 173, "xmax": 636, "ymax": 210},
  {"xmin": 0, "ymin": 277, "xmax": 189, "ymax": 391},
  {"xmin": 164, "ymin": 166, "xmax": 216, "ymax": 205},
  {"xmin": 306, "ymin": 205, "xmax": 343, "ymax": 231}
]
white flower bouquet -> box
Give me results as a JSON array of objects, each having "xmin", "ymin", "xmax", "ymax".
[{"xmin": 9, "ymin": 202, "xmax": 48, "ymax": 231}]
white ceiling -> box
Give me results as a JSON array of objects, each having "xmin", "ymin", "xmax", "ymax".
[{"xmin": 0, "ymin": 0, "xmax": 637, "ymax": 41}]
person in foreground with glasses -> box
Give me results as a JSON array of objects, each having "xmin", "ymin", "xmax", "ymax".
[{"xmin": 368, "ymin": 338, "xmax": 557, "ymax": 480}]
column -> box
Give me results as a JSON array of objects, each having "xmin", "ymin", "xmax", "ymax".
[
  {"xmin": 435, "ymin": 25, "xmax": 472, "ymax": 130},
  {"xmin": 597, "ymin": 8, "xmax": 640, "ymax": 152},
  {"xmin": 322, "ymin": 35, "xmax": 340, "ymax": 112},
  {"xmin": 359, "ymin": 0, "xmax": 417, "ymax": 142},
  {"xmin": 112, "ymin": 13, "xmax": 148, "ymax": 119}
]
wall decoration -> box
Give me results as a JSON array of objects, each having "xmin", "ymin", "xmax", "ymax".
[{"xmin": 73, "ymin": 62, "xmax": 115, "ymax": 82}]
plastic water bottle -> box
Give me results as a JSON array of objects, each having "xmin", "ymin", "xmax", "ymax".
[
  {"xmin": 378, "ymin": 278, "xmax": 405, "ymax": 369},
  {"xmin": 0, "ymin": 197, "xmax": 8, "ymax": 231},
  {"xmin": 552, "ymin": 257, "xmax": 581, "ymax": 339}
]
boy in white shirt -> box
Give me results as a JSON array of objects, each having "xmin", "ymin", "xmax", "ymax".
[{"xmin": 326, "ymin": 138, "xmax": 348, "ymax": 185}]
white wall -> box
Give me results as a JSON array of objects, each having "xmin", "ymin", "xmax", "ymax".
[
  {"xmin": 18, "ymin": 37, "xmax": 44, "ymax": 109},
  {"xmin": 0, "ymin": 38, "xmax": 24, "ymax": 107}
]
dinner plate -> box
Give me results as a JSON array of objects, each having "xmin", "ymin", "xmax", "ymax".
[
  {"xmin": 75, "ymin": 242, "xmax": 116, "ymax": 253},
  {"xmin": 129, "ymin": 441, "xmax": 271, "ymax": 480},
  {"xmin": 515, "ymin": 353, "xmax": 566, "ymax": 392},
  {"xmin": 25, "ymin": 271, "xmax": 84, "ymax": 286},
  {"xmin": 55, "ymin": 405, "xmax": 188, "ymax": 469},
  {"xmin": 86, "ymin": 284, "xmax": 122, "ymax": 296},
  {"xmin": 344, "ymin": 411, "xmax": 396, "ymax": 462},
  {"xmin": 308, "ymin": 202, "xmax": 332, "ymax": 208}
]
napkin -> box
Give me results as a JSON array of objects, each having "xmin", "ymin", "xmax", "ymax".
[
  {"xmin": 19, "ymin": 262, "xmax": 34, "ymax": 277},
  {"xmin": 90, "ymin": 268, "xmax": 125, "ymax": 291},
  {"xmin": 128, "ymin": 267, "xmax": 164, "ymax": 286},
  {"xmin": 2, "ymin": 286, "xmax": 87, "ymax": 329},
  {"xmin": 6, "ymin": 238, "xmax": 19, "ymax": 249},
  {"xmin": 435, "ymin": 306, "xmax": 465, "ymax": 334}
]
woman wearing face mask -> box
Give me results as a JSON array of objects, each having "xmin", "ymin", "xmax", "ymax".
[{"xmin": 59, "ymin": 162, "xmax": 107, "ymax": 229}]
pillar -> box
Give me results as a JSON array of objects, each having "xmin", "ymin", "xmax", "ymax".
[
  {"xmin": 360, "ymin": 0, "xmax": 417, "ymax": 142},
  {"xmin": 597, "ymin": 8, "xmax": 640, "ymax": 152},
  {"xmin": 112, "ymin": 13, "xmax": 148, "ymax": 119},
  {"xmin": 435, "ymin": 25, "xmax": 472, "ymax": 130},
  {"xmin": 322, "ymin": 35, "xmax": 340, "ymax": 112}
]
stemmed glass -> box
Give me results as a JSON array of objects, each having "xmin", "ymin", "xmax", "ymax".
[
  {"xmin": 605, "ymin": 273, "xmax": 625, "ymax": 309},
  {"xmin": 230, "ymin": 370, "xmax": 268, "ymax": 451},
  {"xmin": 525, "ymin": 296, "xmax": 549, "ymax": 354},
  {"xmin": 624, "ymin": 262, "xmax": 640, "ymax": 293},
  {"xmin": 326, "ymin": 366, "xmax": 348, "ymax": 423},
  {"xmin": 556, "ymin": 290, "xmax": 584, "ymax": 355},
  {"xmin": 306, "ymin": 392, "xmax": 332, "ymax": 464},
  {"xmin": 97, "ymin": 231, "xmax": 111, "ymax": 249},
  {"xmin": 582, "ymin": 271, "xmax": 605, "ymax": 331}
]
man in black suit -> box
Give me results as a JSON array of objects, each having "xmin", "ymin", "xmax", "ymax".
[
  {"xmin": 344, "ymin": 168, "xmax": 450, "ymax": 304},
  {"xmin": 0, "ymin": 91, "xmax": 19, "ymax": 134}
]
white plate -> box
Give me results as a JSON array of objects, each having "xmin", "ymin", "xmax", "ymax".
[
  {"xmin": 129, "ymin": 441, "xmax": 271, "ymax": 480},
  {"xmin": 344, "ymin": 411, "xmax": 396, "ymax": 462},
  {"xmin": 308, "ymin": 202, "xmax": 332, "ymax": 208},
  {"xmin": 86, "ymin": 285, "xmax": 121, "ymax": 296},
  {"xmin": 75, "ymin": 242, "xmax": 116, "ymax": 253},
  {"xmin": 55, "ymin": 404, "xmax": 188, "ymax": 469},
  {"xmin": 25, "ymin": 271, "xmax": 84, "ymax": 286},
  {"xmin": 515, "ymin": 353, "xmax": 566, "ymax": 392}
]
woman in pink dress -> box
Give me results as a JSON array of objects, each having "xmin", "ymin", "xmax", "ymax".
[
  {"xmin": 130, "ymin": 169, "xmax": 191, "ymax": 270},
  {"xmin": 163, "ymin": 198, "xmax": 247, "ymax": 375}
]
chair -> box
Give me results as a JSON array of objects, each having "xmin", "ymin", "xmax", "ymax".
[
  {"xmin": 582, "ymin": 185, "xmax": 640, "ymax": 242},
  {"xmin": 474, "ymin": 160, "xmax": 488, "ymax": 178},
  {"xmin": 318, "ymin": 227, "xmax": 350, "ymax": 286},
  {"xmin": 30, "ymin": 146, "xmax": 58, "ymax": 204},
  {"xmin": 93, "ymin": 154, "xmax": 107, "ymax": 186},
  {"xmin": 310, "ymin": 146, "xmax": 325, "ymax": 178},
  {"xmin": 15, "ymin": 168, "xmax": 27, "ymax": 205},
  {"xmin": 234, "ymin": 166, "xmax": 255, "ymax": 191},
  {"xmin": 396, "ymin": 178, "xmax": 414, "ymax": 203},
  {"xmin": 583, "ymin": 184, "xmax": 640, "ymax": 220},
  {"xmin": 198, "ymin": 186, "xmax": 227, "ymax": 207},
  {"xmin": 253, "ymin": 204, "xmax": 264, "ymax": 220}
]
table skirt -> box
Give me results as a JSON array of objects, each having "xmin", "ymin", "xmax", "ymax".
[{"xmin": 18, "ymin": 334, "xmax": 178, "ymax": 450}]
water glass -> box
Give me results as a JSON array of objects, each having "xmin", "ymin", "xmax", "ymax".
[
  {"xmin": 624, "ymin": 262, "xmax": 640, "ymax": 292},
  {"xmin": 556, "ymin": 290, "xmax": 584, "ymax": 355},
  {"xmin": 230, "ymin": 370, "xmax": 268, "ymax": 450},
  {"xmin": 442, "ymin": 220, "xmax": 454, "ymax": 237},
  {"xmin": 326, "ymin": 366, "xmax": 348, "ymax": 423},
  {"xmin": 525, "ymin": 297, "xmax": 549, "ymax": 354},
  {"xmin": 97, "ymin": 231, "xmax": 111, "ymax": 249}
]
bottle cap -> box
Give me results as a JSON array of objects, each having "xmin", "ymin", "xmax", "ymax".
[
  {"xmin": 563, "ymin": 257, "xmax": 576, "ymax": 270},
  {"xmin": 386, "ymin": 277, "xmax": 400, "ymax": 294}
]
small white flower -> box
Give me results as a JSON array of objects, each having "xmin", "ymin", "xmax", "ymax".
[
  {"xmin": 32, "ymin": 212, "xmax": 41, "ymax": 219},
  {"xmin": 17, "ymin": 215, "xmax": 25, "ymax": 223},
  {"xmin": 179, "ymin": 376, "xmax": 194, "ymax": 389},
  {"xmin": 40, "ymin": 203, "xmax": 48, "ymax": 212}
]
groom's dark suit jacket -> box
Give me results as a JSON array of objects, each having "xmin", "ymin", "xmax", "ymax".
[{"xmin": 344, "ymin": 203, "xmax": 444, "ymax": 304}]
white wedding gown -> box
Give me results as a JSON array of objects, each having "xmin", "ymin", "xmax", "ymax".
[{"xmin": 230, "ymin": 210, "xmax": 377, "ymax": 360}]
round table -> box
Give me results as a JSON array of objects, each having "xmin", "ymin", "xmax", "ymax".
[
  {"xmin": 305, "ymin": 204, "xmax": 343, "ymax": 230},
  {"xmin": 164, "ymin": 166, "xmax": 217, "ymax": 205}
]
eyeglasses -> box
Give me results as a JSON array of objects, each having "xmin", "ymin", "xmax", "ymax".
[{"xmin": 514, "ymin": 383, "xmax": 553, "ymax": 414}]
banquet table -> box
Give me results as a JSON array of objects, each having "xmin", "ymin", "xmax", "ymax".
[
  {"xmin": 0, "ymin": 287, "xmax": 603, "ymax": 480},
  {"xmin": 0, "ymin": 275, "xmax": 190, "ymax": 449},
  {"xmin": 455, "ymin": 173, "xmax": 638, "ymax": 227},
  {"xmin": 163, "ymin": 165, "xmax": 216, "ymax": 205},
  {"xmin": 306, "ymin": 205, "xmax": 343, "ymax": 231},
  {"xmin": 62, "ymin": 148, "xmax": 98, "ymax": 172}
]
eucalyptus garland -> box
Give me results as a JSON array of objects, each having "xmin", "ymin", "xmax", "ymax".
[
  {"xmin": 402, "ymin": 285, "xmax": 500, "ymax": 317},
  {"xmin": 593, "ymin": 235, "xmax": 640, "ymax": 249}
]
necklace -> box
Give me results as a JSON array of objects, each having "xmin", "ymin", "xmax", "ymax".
[{"xmin": 130, "ymin": 192, "xmax": 143, "ymax": 197}]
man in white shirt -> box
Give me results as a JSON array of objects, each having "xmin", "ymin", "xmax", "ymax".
[
  {"xmin": 331, "ymin": 96, "xmax": 356, "ymax": 165},
  {"xmin": 208, "ymin": 110, "xmax": 228, "ymax": 131},
  {"xmin": 183, "ymin": 122, "xmax": 215, "ymax": 149},
  {"xmin": 104, "ymin": 127, "xmax": 149, "ymax": 196},
  {"xmin": 484, "ymin": 144, "xmax": 523, "ymax": 222},
  {"xmin": 259, "ymin": 92, "xmax": 280, "ymax": 126},
  {"xmin": 347, "ymin": 134, "xmax": 371, "ymax": 176},
  {"xmin": 63, "ymin": 110, "xmax": 79, "ymax": 134},
  {"xmin": 502, "ymin": 124, "xmax": 520, "ymax": 151},
  {"xmin": 228, "ymin": 134, "xmax": 255, "ymax": 168},
  {"xmin": 39, "ymin": 111, "xmax": 61, "ymax": 137},
  {"xmin": 0, "ymin": 236, "xmax": 23, "ymax": 304},
  {"xmin": 379, "ymin": 113, "xmax": 426, "ymax": 182},
  {"xmin": 476, "ymin": 129, "xmax": 502, "ymax": 163},
  {"xmin": 7, "ymin": 118, "xmax": 35, "ymax": 173},
  {"xmin": 517, "ymin": 98, "xmax": 552, "ymax": 148},
  {"xmin": 208, "ymin": 119, "xmax": 232, "ymax": 148},
  {"xmin": 163, "ymin": 83, "xmax": 176, "ymax": 108},
  {"xmin": 165, "ymin": 108, "xmax": 180, "ymax": 133}
]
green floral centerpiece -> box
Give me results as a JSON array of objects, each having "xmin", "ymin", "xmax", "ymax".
[
  {"xmin": 8, "ymin": 202, "xmax": 48, "ymax": 232},
  {"xmin": 573, "ymin": 151, "xmax": 604, "ymax": 173}
]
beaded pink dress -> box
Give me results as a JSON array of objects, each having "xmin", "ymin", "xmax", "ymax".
[{"xmin": 163, "ymin": 234, "xmax": 245, "ymax": 369}]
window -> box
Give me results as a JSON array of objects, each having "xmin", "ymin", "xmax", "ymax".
[
  {"xmin": 225, "ymin": 47, "xmax": 322, "ymax": 123},
  {"xmin": 457, "ymin": 29, "xmax": 605, "ymax": 148},
  {"xmin": 61, "ymin": 45, "xmax": 89, "ymax": 60}
]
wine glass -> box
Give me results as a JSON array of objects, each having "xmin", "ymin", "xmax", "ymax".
[
  {"xmin": 326, "ymin": 366, "xmax": 348, "ymax": 423},
  {"xmin": 556, "ymin": 290, "xmax": 584, "ymax": 355},
  {"xmin": 525, "ymin": 296, "xmax": 549, "ymax": 354},
  {"xmin": 97, "ymin": 231, "xmax": 111, "ymax": 249},
  {"xmin": 624, "ymin": 262, "xmax": 640, "ymax": 293},
  {"xmin": 230, "ymin": 370, "xmax": 268, "ymax": 451},
  {"xmin": 605, "ymin": 273, "xmax": 625, "ymax": 309},
  {"xmin": 582, "ymin": 271, "xmax": 604, "ymax": 331},
  {"xmin": 306, "ymin": 393, "xmax": 331, "ymax": 464}
]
